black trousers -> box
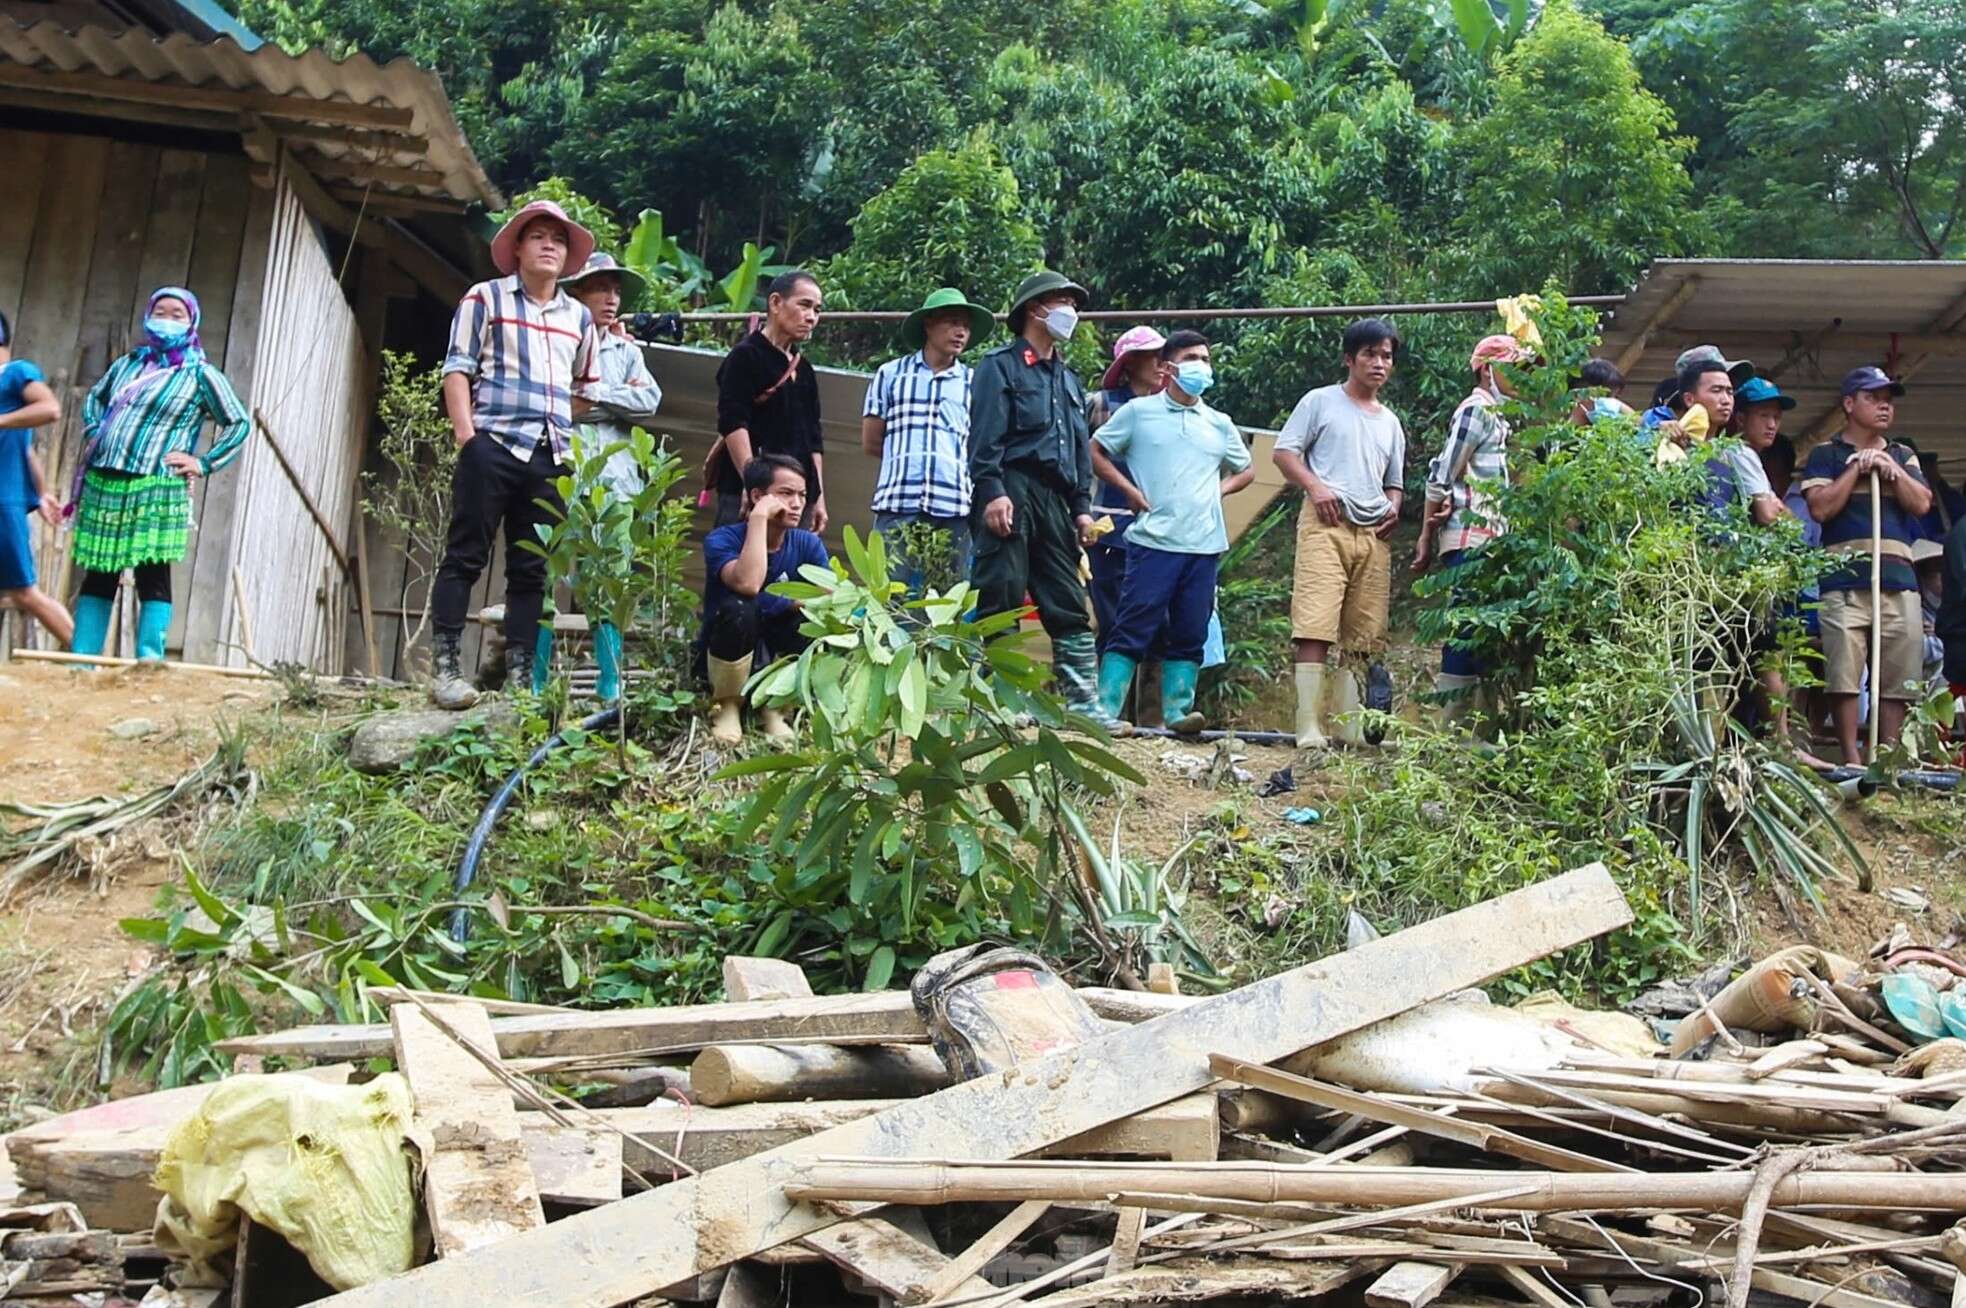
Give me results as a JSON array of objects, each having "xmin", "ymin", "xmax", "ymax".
[
  {"xmin": 80, "ymin": 563, "xmax": 171, "ymax": 604},
  {"xmin": 970, "ymin": 463, "xmax": 1092, "ymax": 640},
  {"xmin": 432, "ymin": 436, "xmax": 566, "ymax": 655},
  {"xmin": 703, "ymin": 596, "xmax": 809, "ymax": 667}
]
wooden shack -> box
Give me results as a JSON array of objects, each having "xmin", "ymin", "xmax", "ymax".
[{"xmin": 0, "ymin": 0, "xmax": 498, "ymax": 673}]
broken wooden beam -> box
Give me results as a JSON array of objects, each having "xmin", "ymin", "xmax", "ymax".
[
  {"xmin": 312, "ymin": 864, "xmax": 1631, "ymax": 1307},
  {"xmin": 392, "ymin": 1002, "xmax": 545, "ymax": 1256},
  {"xmin": 784, "ymin": 1160, "xmax": 1966, "ymax": 1211},
  {"xmin": 799, "ymin": 1215, "xmax": 997, "ymax": 1304},
  {"xmin": 1365, "ymin": 1260, "xmax": 1463, "ymax": 1308},
  {"xmin": 690, "ymin": 1043, "xmax": 952, "ymax": 1107}
]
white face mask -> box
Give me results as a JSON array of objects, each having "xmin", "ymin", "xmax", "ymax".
[{"xmin": 1040, "ymin": 303, "xmax": 1079, "ymax": 342}]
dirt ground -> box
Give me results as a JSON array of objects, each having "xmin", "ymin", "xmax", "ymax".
[{"xmin": 0, "ymin": 661, "xmax": 275, "ymax": 1115}]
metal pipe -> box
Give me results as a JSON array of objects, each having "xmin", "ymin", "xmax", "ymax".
[
  {"xmin": 449, "ymin": 705, "xmax": 622, "ymax": 941},
  {"xmin": 671, "ymin": 295, "xmax": 1628, "ymax": 325}
]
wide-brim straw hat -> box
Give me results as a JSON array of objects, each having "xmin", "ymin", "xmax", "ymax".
[
  {"xmin": 489, "ymin": 199, "xmax": 596, "ymax": 278},
  {"xmin": 560, "ymin": 251, "xmax": 648, "ymax": 298}
]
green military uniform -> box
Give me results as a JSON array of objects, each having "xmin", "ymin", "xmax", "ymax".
[{"xmin": 967, "ymin": 270, "xmax": 1118, "ymax": 727}]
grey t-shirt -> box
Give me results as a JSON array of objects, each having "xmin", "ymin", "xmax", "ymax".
[{"xmin": 1275, "ymin": 384, "xmax": 1407, "ymax": 526}]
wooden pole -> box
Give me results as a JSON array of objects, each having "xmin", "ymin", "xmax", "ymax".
[
  {"xmin": 230, "ymin": 563, "xmax": 260, "ymax": 667},
  {"xmin": 782, "ymin": 1161, "xmax": 1966, "ymax": 1213},
  {"xmin": 690, "ymin": 1044, "xmax": 952, "ymax": 1107},
  {"xmin": 1869, "ymin": 471, "xmax": 1883, "ymax": 760},
  {"xmin": 251, "ymin": 406, "xmax": 352, "ymax": 579}
]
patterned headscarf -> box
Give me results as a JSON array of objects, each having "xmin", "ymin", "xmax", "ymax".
[{"xmin": 139, "ymin": 287, "xmax": 205, "ymax": 369}]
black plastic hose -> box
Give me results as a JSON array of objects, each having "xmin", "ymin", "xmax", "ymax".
[
  {"xmin": 1819, "ymin": 765, "xmax": 1961, "ymax": 793},
  {"xmin": 449, "ymin": 705, "xmax": 622, "ymax": 942}
]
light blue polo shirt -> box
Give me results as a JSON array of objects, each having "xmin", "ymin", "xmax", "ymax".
[{"xmin": 1092, "ymin": 390, "xmax": 1252, "ymax": 555}]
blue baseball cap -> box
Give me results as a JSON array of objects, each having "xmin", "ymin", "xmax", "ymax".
[
  {"xmin": 1841, "ymin": 365, "xmax": 1905, "ymax": 398},
  {"xmin": 1735, "ymin": 377, "xmax": 1796, "ymax": 411}
]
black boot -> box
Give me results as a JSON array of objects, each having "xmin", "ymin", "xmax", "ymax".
[{"xmin": 430, "ymin": 632, "xmax": 478, "ymax": 710}]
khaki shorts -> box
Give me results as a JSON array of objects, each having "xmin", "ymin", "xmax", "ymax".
[
  {"xmin": 1819, "ymin": 588, "xmax": 1922, "ymax": 699},
  {"xmin": 1291, "ymin": 511, "xmax": 1390, "ymax": 650}
]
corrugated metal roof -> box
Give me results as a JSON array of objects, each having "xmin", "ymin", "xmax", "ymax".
[
  {"xmin": 1599, "ymin": 258, "xmax": 1966, "ymax": 467},
  {"xmin": 1, "ymin": 18, "xmax": 499, "ymax": 208}
]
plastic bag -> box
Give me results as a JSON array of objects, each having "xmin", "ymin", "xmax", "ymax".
[{"xmin": 153, "ymin": 1072, "xmax": 426, "ymax": 1291}]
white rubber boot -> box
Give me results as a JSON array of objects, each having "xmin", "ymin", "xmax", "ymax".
[
  {"xmin": 707, "ymin": 653, "xmax": 752, "ymax": 746},
  {"xmin": 1293, "ymin": 663, "xmax": 1328, "ymax": 750}
]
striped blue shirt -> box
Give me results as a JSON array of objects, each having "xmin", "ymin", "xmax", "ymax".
[
  {"xmin": 443, "ymin": 276, "xmax": 602, "ymax": 462},
  {"xmin": 864, "ymin": 352, "xmax": 973, "ymax": 518}
]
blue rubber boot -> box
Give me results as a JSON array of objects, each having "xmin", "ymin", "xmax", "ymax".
[
  {"xmin": 71, "ymin": 595, "xmax": 113, "ymax": 657},
  {"xmin": 532, "ymin": 627, "xmax": 554, "ymax": 695},
  {"xmin": 135, "ymin": 600, "xmax": 172, "ymax": 662},
  {"xmin": 1095, "ymin": 651, "xmax": 1138, "ymax": 730},
  {"xmin": 594, "ymin": 621, "xmax": 623, "ymax": 704},
  {"xmin": 1161, "ymin": 660, "xmax": 1206, "ymax": 735}
]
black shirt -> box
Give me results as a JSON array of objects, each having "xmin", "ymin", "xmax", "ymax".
[
  {"xmin": 969, "ymin": 339, "xmax": 1093, "ymax": 517},
  {"xmin": 714, "ymin": 329, "xmax": 823, "ymax": 496}
]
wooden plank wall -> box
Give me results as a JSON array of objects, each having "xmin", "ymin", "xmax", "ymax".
[
  {"xmin": 219, "ymin": 166, "xmax": 370, "ymax": 671},
  {"xmin": 0, "ymin": 127, "xmax": 267, "ymax": 662}
]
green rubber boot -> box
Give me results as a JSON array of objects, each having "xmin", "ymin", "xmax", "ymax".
[
  {"xmin": 594, "ymin": 621, "xmax": 623, "ymax": 704},
  {"xmin": 1096, "ymin": 651, "xmax": 1138, "ymax": 728},
  {"xmin": 1054, "ymin": 632, "xmax": 1126, "ymax": 734},
  {"xmin": 532, "ymin": 627, "xmax": 554, "ymax": 695},
  {"xmin": 1161, "ymin": 660, "xmax": 1205, "ymax": 735}
]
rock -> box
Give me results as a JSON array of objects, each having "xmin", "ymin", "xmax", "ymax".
[
  {"xmin": 347, "ymin": 702, "xmax": 518, "ymax": 774},
  {"xmin": 108, "ymin": 717, "xmax": 161, "ymax": 740}
]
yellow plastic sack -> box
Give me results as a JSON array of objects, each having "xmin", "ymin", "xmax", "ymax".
[
  {"xmin": 153, "ymin": 1072, "xmax": 426, "ymax": 1291},
  {"xmin": 1653, "ymin": 405, "xmax": 1710, "ymax": 466},
  {"xmin": 1514, "ymin": 990, "xmax": 1664, "ymax": 1059},
  {"xmin": 1495, "ymin": 294, "xmax": 1546, "ymax": 352}
]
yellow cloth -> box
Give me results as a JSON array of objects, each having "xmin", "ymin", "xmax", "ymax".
[
  {"xmin": 153, "ymin": 1073, "xmax": 426, "ymax": 1291},
  {"xmin": 1653, "ymin": 405, "xmax": 1710, "ymax": 466},
  {"xmin": 1495, "ymin": 295, "xmax": 1546, "ymax": 353},
  {"xmin": 1514, "ymin": 991, "xmax": 1664, "ymax": 1059}
]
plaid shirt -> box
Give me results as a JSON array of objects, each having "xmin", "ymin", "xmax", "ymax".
[
  {"xmin": 864, "ymin": 351, "xmax": 973, "ymax": 517},
  {"xmin": 83, "ymin": 352, "xmax": 252, "ymax": 477},
  {"xmin": 443, "ymin": 276, "xmax": 602, "ymax": 462},
  {"xmin": 1425, "ymin": 387, "xmax": 1510, "ymax": 554}
]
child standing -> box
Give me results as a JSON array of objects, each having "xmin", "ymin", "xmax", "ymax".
[{"xmin": 0, "ymin": 311, "xmax": 75, "ymax": 647}]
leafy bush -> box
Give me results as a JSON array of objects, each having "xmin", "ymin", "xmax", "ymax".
[
  {"xmin": 361, "ymin": 353, "xmax": 456, "ymax": 669},
  {"xmin": 719, "ymin": 528, "xmax": 1146, "ymax": 988}
]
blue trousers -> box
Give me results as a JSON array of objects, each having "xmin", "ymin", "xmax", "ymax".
[
  {"xmin": 1438, "ymin": 548, "xmax": 1486, "ymax": 677},
  {"xmin": 1107, "ymin": 543, "xmax": 1217, "ymax": 664},
  {"xmin": 1090, "ymin": 540, "xmax": 1127, "ymax": 654}
]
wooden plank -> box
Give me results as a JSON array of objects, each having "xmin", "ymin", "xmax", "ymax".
[
  {"xmin": 14, "ymin": 134, "xmax": 110, "ymax": 386},
  {"xmin": 801, "ymin": 1216, "xmax": 997, "ymax": 1303},
  {"xmin": 916, "ymin": 1200, "xmax": 1049, "ymax": 1306},
  {"xmin": 1208, "ymin": 1056, "xmax": 1627, "ymax": 1173},
  {"xmin": 69, "ymin": 139, "xmax": 157, "ymax": 387},
  {"xmin": 217, "ymin": 987, "xmax": 1169, "ymax": 1062},
  {"xmin": 1365, "ymin": 1260, "xmax": 1462, "ymax": 1308},
  {"xmin": 1497, "ymin": 1263, "xmax": 1573, "ymax": 1308},
  {"xmin": 390, "ymin": 1002, "xmax": 544, "ymax": 1257},
  {"xmin": 314, "ymin": 865, "xmax": 1632, "ymax": 1308},
  {"xmin": 600, "ymin": 1094, "xmax": 1216, "ymax": 1175},
  {"xmin": 523, "ymin": 1124, "xmax": 620, "ymax": 1208},
  {"xmin": 722, "ymin": 956, "xmax": 814, "ymax": 1002},
  {"xmin": 181, "ymin": 181, "xmax": 274, "ymax": 663},
  {"xmin": 1034, "ymin": 1257, "xmax": 1371, "ymax": 1308},
  {"xmin": 0, "ymin": 131, "xmax": 52, "ymax": 328},
  {"xmin": 174, "ymin": 152, "xmax": 255, "ymax": 656},
  {"xmin": 1106, "ymin": 1206, "xmax": 1146, "ymax": 1277}
]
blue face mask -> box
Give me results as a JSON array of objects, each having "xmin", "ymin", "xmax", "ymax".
[
  {"xmin": 146, "ymin": 317, "xmax": 192, "ymax": 349},
  {"xmin": 1174, "ymin": 361, "xmax": 1214, "ymax": 397}
]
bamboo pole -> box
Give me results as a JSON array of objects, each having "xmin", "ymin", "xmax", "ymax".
[
  {"xmin": 783, "ymin": 1162, "xmax": 1966, "ymax": 1212},
  {"xmin": 1869, "ymin": 471, "xmax": 1883, "ymax": 760},
  {"xmin": 13, "ymin": 648, "xmax": 274, "ymax": 679}
]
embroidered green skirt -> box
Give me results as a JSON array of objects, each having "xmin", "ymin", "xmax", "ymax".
[{"xmin": 71, "ymin": 469, "xmax": 191, "ymax": 573}]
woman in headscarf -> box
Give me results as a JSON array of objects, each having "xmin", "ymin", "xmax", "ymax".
[{"xmin": 68, "ymin": 288, "xmax": 250, "ymax": 661}]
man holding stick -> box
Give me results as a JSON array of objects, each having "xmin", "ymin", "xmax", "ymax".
[{"xmin": 1801, "ymin": 366, "xmax": 1932, "ymax": 764}]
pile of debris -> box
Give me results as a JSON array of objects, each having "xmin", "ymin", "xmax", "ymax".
[{"xmin": 9, "ymin": 864, "xmax": 1966, "ymax": 1308}]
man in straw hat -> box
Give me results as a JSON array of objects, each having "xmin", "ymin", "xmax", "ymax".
[
  {"xmin": 968, "ymin": 270, "xmax": 1122, "ymax": 730},
  {"xmin": 1801, "ymin": 365, "xmax": 1932, "ymax": 764},
  {"xmin": 530, "ymin": 250, "xmax": 667, "ymax": 701},
  {"xmin": 431, "ymin": 199, "xmax": 603, "ymax": 709},
  {"xmin": 861, "ymin": 287, "xmax": 994, "ymax": 590}
]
